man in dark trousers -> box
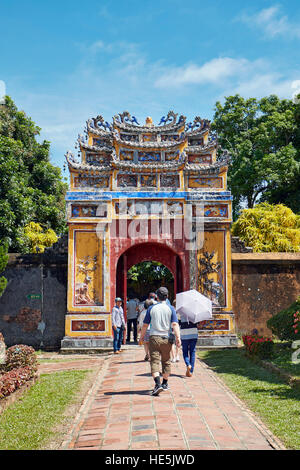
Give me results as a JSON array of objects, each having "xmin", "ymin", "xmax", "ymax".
[
  {"xmin": 111, "ymin": 297, "xmax": 126, "ymax": 354},
  {"xmin": 139, "ymin": 286, "xmax": 181, "ymax": 396},
  {"xmin": 126, "ymin": 296, "xmax": 139, "ymax": 343}
]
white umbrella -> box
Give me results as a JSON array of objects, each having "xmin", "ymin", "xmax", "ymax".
[{"xmin": 176, "ymin": 289, "xmax": 212, "ymax": 323}]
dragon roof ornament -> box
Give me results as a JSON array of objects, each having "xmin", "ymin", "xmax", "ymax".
[
  {"xmin": 112, "ymin": 110, "xmax": 186, "ymax": 133},
  {"xmin": 86, "ymin": 115, "xmax": 113, "ymax": 135},
  {"xmin": 185, "ymin": 116, "xmax": 211, "ymax": 135}
]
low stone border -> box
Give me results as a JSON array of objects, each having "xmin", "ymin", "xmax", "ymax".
[
  {"xmin": 0, "ymin": 375, "xmax": 38, "ymax": 415},
  {"xmin": 198, "ymin": 359, "xmax": 286, "ymax": 450},
  {"xmin": 260, "ymin": 360, "xmax": 300, "ymax": 389},
  {"xmin": 243, "ymin": 352, "xmax": 300, "ymax": 389}
]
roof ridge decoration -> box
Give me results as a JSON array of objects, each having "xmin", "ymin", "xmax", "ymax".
[
  {"xmin": 185, "ymin": 116, "xmax": 211, "ymax": 135},
  {"xmin": 113, "ymin": 129, "xmax": 186, "ymax": 149},
  {"xmin": 112, "ymin": 110, "xmax": 186, "ymax": 132},
  {"xmin": 86, "ymin": 115, "xmax": 112, "ymax": 134}
]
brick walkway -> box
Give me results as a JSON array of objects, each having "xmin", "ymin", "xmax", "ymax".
[
  {"xmin": 61, "ymin": 346, "xmax": 285, "ymax": 451},
  {"xmin": 38, "ymin": 357, "xmax": 105, "ymax": 375}
]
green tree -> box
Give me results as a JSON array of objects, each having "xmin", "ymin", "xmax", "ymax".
[
  {"xmin": 0, "ymin": 240, "xmax": 9, "ymax": 297},
  {"xmin": 231, "ymin": 203, "xmax": 300, "ymax": 252},
  {"xmin": 19, "ymin": 222, "xmax": 58, "ymax": 254},
  {"xmin": 212, "ymin": 94, "xmax": 300, "ymax": 219},
  {"xmin": 0, "ymin": 96, "xmax": 68, "ymax": 251},
  {"xmin": 127, "ymin": 262, "xmax": 174, "ymax": 299}
]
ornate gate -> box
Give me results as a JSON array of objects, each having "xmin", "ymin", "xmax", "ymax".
[{"xmin": 61, "ymin": 111, "xmax": 237, "ymax": 350}]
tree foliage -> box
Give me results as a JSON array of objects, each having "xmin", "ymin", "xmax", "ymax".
[
  {"xmin": 0, "ymin": 239, "xmax": 9, "ymax": 297},
  {"xmin": 0, "ymin": 96, "xmax": 68, "ymax": 251},
  {"xmin": 19, "ymin": 222, "xmax": 58, "ymax": 254},
  {"xmin": 127, "ymin": 261, "xmax": 174, "ymax": 299},
  {"xmin": 212, "ymin": 94, "xmax": 300, "ymax": 219},
  {"xmin": 231, "ymin": 203, "xmax": 300, "ymax": 252}
]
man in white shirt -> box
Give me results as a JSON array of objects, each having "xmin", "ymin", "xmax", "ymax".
[{"xmin": 140, "ymin": 287, "xmax": 181, "ymax": 396}]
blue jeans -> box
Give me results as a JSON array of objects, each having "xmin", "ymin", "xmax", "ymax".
[
  {"xmin": 182, "ymin": 338, "xmax": 197, "ymax": 373},
  {"xmin": 113, "ymin": 327, "xmax": 123, "ymax": 352}
]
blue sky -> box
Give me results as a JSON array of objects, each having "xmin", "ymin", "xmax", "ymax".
[{"xmin": 1, "ymin": 0, "xmax": 300, "ymax": 171}]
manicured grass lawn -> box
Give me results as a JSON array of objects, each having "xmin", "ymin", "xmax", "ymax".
[
  {"xmin": 0, "ymin": 369, "xmax": 90, "ymax": 450},
  {"xmin": 271, "ymin": 342, "xmax": 300, "ymax": 379},
  {"xmin": 198, "ymin": 348, "xmax": 300, "ymax": 450}
]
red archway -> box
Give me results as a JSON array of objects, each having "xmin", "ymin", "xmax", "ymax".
[{"xmin": 115, "ymin": 242, "xmax": 184, "ymax": 320}]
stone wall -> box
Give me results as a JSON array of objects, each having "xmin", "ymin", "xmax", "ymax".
[
  {"xmin": 232, "ymin": 253, "xmax": 300, "ymax": 336},
  {"xmin": 0, "ymin": 236, "xmax": 299, "ymax": 348},
  {"xmin": 0, "ymin": 238, "xmax": 67, "ymax": 350}
]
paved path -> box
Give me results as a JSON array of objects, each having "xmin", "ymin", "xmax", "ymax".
[
  {"xmin": 61, "ymin": 346, "xmax": 284, "ymax": 451},
  {"xmin": 38, "ymin": 357, "xmax": 105, "ymax": 375}
]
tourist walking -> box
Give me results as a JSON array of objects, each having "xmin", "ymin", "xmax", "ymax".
[
  {"xmin": 171, "ymin": 299, "xmax": 180, "ymax": 363},
  {"xmin": 111, "ymin": 297, "xmax": 126, "ymax": 354},
  {"xmin": 180, "ymin": 312, "xmax": 198, "ymax": 376},
  {"xmin": 139, "ymin": 286, "xmax": 181, "ymax": 396},
  {"xmin": 138, "ymin": 299, "xmax": 152, "ymax": 361},
  {"xmin": 126, "ymin": 296, "xmax": 139, "ymax": 343},
  {"xmin": 148, "ymin": 292, "xmax": 157, "ymax": 304}
]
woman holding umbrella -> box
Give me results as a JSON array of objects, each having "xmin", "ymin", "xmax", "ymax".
[
  {"xmin": 175, "ymin": 290, "xmax": 212, "ymax": 377},
  {"xmin": 180, "ymin": 313, "xmax": 199, "ymax": 376}
]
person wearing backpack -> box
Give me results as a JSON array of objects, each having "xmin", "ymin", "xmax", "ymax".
[{"xmin": 139, "ymin": 286, "xmax": 181, "ymax": 396}]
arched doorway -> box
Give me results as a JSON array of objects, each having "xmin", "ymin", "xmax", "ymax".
[
  {"xmin": 127, "ymin": 261, "xmax": 174, "ymax": 302},
  {"xmin": 115, "ymin": 242, "xmax": 183, "ymax": 319}
]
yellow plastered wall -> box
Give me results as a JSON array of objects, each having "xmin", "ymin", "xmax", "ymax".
[
  {"xmin": 67, "ymin": 224, "xmax": 111, "ymax": 313},
  {"xmin": 197, "ymin": 227, "xmax": 232, "ymax": 312}
]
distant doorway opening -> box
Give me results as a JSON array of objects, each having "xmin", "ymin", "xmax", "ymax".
[{"xmin": 127, "ymin": 261, "xmax": 174, "ymax": 303}]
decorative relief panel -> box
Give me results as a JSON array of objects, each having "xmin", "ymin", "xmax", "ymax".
[
  {"xmin": 86, "ymin": 153, "xmax": 108, "ymax": 164},
  {"xmin": 161, "ymin": 134, "xmax": 179, "ymax": 142},
  {"xmin": 117, "ymin": 174, "xmax": 138, "ymax": 187},
  {"xmin": 166, "ymin": 202, "xmax": 184, "ymax": 215},
  {"xmin": 71, "ymin": 320, "xmax": 105, "ymax": 332},
  {"xmin": 188, "ymin": 137, "xmax": 204, "ymax": 146},
  {"xmin": 115, "ymin": 200, "xmax": 163, "ymax": 215},
  {"xmin": 142, "ymin": 134, "xmax": 157, "ymax": 143},
  {"xmin": 120, "ymin": 133, "xmax": 139, "ymax": 142},
  {"xmin": 138, "ymin": 151, "xmax": 161, "ymax": 162},
  {"xmin": 165, "ymin": 151, "xmax": 179, "ymax": 161},
  {"xmin": 140, "ymin": 175, "xmax": 156, "ymax": 187},
  {"xmin": 120, "ymin": 149, "xmax": 134, "ymax": 161},
  {"xmin": 74, "ymin": 231, "xmax": 104, "ymax": 307},
  {"xmin": 204, "ymin": 205, "xmax": 228, "ymax": 218},
  {"xmin": 93, "ymin": 138, "xmax": 106, "ymax": 146},
  {"xmin": 160, "ymin": 174, "xmax": 180, "ymax": 188},
  {"xmin": 188, "ymin": 154, "xmax": 212, "ymax": 164},
  {"xmin": 192, "ymin": 205, "xmax": 228, "ymax": 218},
  {"xmin": 188, "ymin": 176, "xmax": 222, "ymax": 189},
  {"xmin": 71, "ymin": 204, "xmax": 108, "ymax": 218},
  {"xmin": 74, "ymin": 176, "xmax": 109, "ymax": 188},
  {"xmin": 198, "ymin": 319, "xmax": 229, "ymax": 330}
]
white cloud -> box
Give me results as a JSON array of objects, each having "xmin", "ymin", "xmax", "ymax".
[
  {"xmin": 239, "ymin": 5, "xmax": 300, "ymax": 39},
  {"xmin": 10, "ymin": 39, "xmax": 299, "ymax": 169},
  {"xmin": 155, "ymin": 58, "xmax": 251, "ymax": 88}
]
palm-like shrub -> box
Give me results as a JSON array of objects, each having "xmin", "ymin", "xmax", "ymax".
[{"xmin": 231, "ymin": 203, "xmax": 300, "ymax": 252}]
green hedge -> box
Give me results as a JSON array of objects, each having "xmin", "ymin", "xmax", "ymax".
[{"xmin": 267, "ymin": 297, "xmax": 300, "ymax": 341}]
